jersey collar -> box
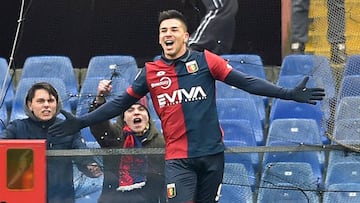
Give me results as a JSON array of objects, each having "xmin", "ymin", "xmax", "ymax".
[{"xmin": 160, "ymin": 49, "xmax": 191, "ymax": 65}]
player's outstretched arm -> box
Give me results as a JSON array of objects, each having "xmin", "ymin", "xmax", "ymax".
[
  {"xmin": 49, "ymin": 92, "xmax": 139, "ymax": 137},
  {"xmin": 224, "ymin": 70, "xmax": 325, "ymax": 105},
  {"xmin": 48, "ymin": 110, "xmax": 84, "ymax": 137}
]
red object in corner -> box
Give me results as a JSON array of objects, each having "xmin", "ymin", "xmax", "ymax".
[{"xmin": 0, "ymin": 139, "xmax": 46, "ymax": 203}]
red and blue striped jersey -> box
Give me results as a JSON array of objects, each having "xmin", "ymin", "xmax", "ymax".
[{"xmin": 127, "ymin": 50, "xmax": 232, "ymax": 160}]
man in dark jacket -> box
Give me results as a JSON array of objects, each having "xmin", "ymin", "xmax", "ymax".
[
  {"xmin": 0, "ymin": 82, "xmax": 102, "ymax": 203},
  {"xmin": 88, "ymin": 79, "xmax": 165, "ymax": 203}
]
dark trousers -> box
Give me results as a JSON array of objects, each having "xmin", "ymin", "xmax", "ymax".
[{"xmin": 165, "ymin": 152, "xmax": 224, "ymax": 203}]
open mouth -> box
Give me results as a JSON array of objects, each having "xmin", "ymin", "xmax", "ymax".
[
  {"xmin": 42, "ymin": 110, "xmax": 51, "ymax": 114},
  {"xmin": 133, "ymin": 118, "xmax": 142, "ymax": 124},
  {"xmin": 165, "ymin": 40, "xmax": 174, "ymax": 47}
]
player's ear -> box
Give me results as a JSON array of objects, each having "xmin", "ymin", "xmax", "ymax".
[{"xmin": 184, "ymin": 32, "xmax": 189, "ymax": 44}]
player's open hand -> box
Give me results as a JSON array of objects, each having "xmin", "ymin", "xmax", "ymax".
[{"xmin": 290, "ymin": 76, "xmax": 325, "ymax": 105}]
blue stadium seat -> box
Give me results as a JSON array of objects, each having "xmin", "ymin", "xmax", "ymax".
[
  {"xmin": 332, "ymin": 119, "xmax": 360, "ymax": 145},
  {"xmin": 323, "ymin": 183, "xmax": 360, "ymax": 203},
  {"xmin": 216, "ymin": 81, "xmax": 252, "ymax": 99},
  {"xmin": 344, "ymin": 55, "xmax": 360, "ymax": 76},
  {"xmin": 263, "ymin": 118, "xmax": 325, "ymax": 179},
  {"xmin": 0, "ymin": 57, "xmax": 15, "ymax": 112},
  {"xmin": 220, "ymin": 184, "xmax": 253, "ymax": 203},
  {"xmin": 0, "ymin": 104, "xmax": 8, "ymax": 128},
  {"xmin": 328, "ymin": 150, "xmax": 360, "ymax": 167},
  {"xmin": 216, "ymin": 81, "xmax": 266, "ymax": 125},
  {"xmin": 76, "ymin": 77, "xmax": 129, "ymax": 118},
  {"xmin": 76, "ymin": 77, "xmax": 130, "ymax": 142},
  {"xmin": 78, "ymin": 128, "xmax": 97, "ymax": 145},
  {"xmin": 85, "ymin": 55, "xmax": 138, "ymax": 84},
  {"xmin": 334, "ymin": 96, "xmax": 360, "ymax": 120},
  {"xmin": 223, "ymin": 144, "xmax": 256, "ymax": 188},
  {"xmin": 327, "ymin": 151, "xmax": 360, "ymax": 189},
  {"xmin": 220, "ymin": 163, "xmax": 253, "ymax": 203},
  {"xmin": 10, "ymin": 77, "xmax": 72, "ymax": 121},
  {"xmin": 266, "ymin": 118, "xmax": 322, "ymax": 145},
  {"xmin": 269, "ymin": 99, "xmax": 324, "ymax": 123},
  {"xmin": 217, "ymin": 98, "xmax": 264, "ymax": 145},
  {"xmin": 279, "ymin": 55, "xmax": 336, "ymax": 116},
  {"xmin": 338, "ymin": 75, "xmax": 360, "ymax": 101},
  {"xmin": 279, "ymin": 54, "xmax": 332, "ymax": 79},
  {"xmin": 221, "ymin": 54, "xmax": 266, "ymax": 79},
  {"xmin": 220, "ymin": 119, "xmax": 259, "ymax": 182},
  {"xmin": 21, "ymin": 56, "xmax": 79, "ymax": 110},
  {"xmin": 76, "ymin": 77, "xmax": 100, "ymax": 143},
  {"xmin": 262, "ymin": 140, "xmax": 324, "ymax": 187},
  {"xmin": 0, "ymin": 125, "xmax": 4, "ymax": 135},
  {"xmin": 223, "ymin": 163, "xmax": 252, "ymax": 188},
  {"xmin": 220, "ymin": 119, "xmax": 256, "ymax": 145},
  {"xmin": 258, "ymin": 162, "xmax": 321, "ymax": 203},
  {"xmin": 269, "ymin": 99, "xmax": 327, "ymax": 143},
  {"xmin": 153, "ymin": 118, "xmax": 162, "ymax": 133},
  {"xmin": 277, "ymin": 74, "xmax": 334, "ymax": 122},
  {"xmin": 78, "ymin": 55, "xmax": 139, "ymax": 128},
  {"xmin": 280, "ymin": 54, "xmax": 315, "ymax": 76},
  {"xmin": 277, "ymin": 74, "xmax": 316, "ymax": 88},
  {"xmin": 221, "ymin": 54, "xmax": 268, "ymax": 107},
  {"xmin": 265, "ymin": 118, "xmax": 325, "ymax": 172},
  {"xmin": 325, "ymin": 162, "xmax": 360, "ymax": 188},
  {"xmin": 257, "ymin": 182, "xmax": 320, "ymax": 203}
]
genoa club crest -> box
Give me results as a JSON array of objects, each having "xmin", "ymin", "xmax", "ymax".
[{"xmin": 185, "ymin": 60, "xmax": 199, "ymax": 73}]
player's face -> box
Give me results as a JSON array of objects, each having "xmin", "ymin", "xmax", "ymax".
[
  {"xmin": 159, "ymin": 18, "xmax": 189, "ymax": 60},
  {"xmin": 27, "ymin": 89, "xmax": 57, "ymax": 121},
  {"xmin": 124, "ymin": 104, "xmax": 149, "ymax": 134}
]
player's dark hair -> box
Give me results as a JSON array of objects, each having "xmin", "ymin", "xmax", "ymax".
[{"xmin": 158, "ymin": 10, "xmax": 188, "ymax": 30}]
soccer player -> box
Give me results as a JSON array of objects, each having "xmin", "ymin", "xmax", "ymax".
[{"xmin": 49, "ymin": 9, "xmax": 325, "ymax": 202}]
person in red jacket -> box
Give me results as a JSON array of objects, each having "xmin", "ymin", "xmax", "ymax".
[{"xmin": 88, "ymin": 79, "xmax": 165, "ymax": 203}]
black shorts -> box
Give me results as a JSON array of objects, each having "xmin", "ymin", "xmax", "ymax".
[{"xmin": 165, "ymin": 152, "xmax": 224, "ymax": 203}]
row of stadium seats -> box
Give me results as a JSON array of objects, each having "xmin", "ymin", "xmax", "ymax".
[
  {"xmin": 2, "ymin": 54, "xmax": 359, "ymax": 149},
  {"xmin": 222, "ymin": 157, "xmax": 360, "ymax": 203},
  {"xmin": 200, "ymin": 53, "xmax": 360, "ymax": 202},
  {"xmin": 73, "ymin": 149, "xmax": 360, "ymax": 202},
  {"xmin": 2, "ymin": 53, "xmax": 360, "ymax": 118},
  {"xmin": 0, "ymin": 55, "xmax": 138, "ymax": 134},
  {"xmin": 1, "ymin": 53, "xmax": 359, "ymax": 119},
  {"xmin": 2, "ymin": 54, "xmax": 360, "ymax": 202},
  {"xmin": 217, "ymin": 54, "xmax": 328, "ymax": 201},
  {"xmin": 219, "ymin": 106, "xmax": 360, "ymax": 202},
  {"xmin": 217, "ymin": 54, "xmax": 360, "ymax": 203}
]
